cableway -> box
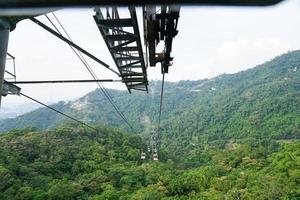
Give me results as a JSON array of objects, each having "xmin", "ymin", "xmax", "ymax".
[
  {"xmin": 148, "ymin": 72, "xmax": 166, "ymax": 161},
  {"xmin": 0, "ymin": 6, "xmax": 180, "ymax": 162},
  {"xmin": 44, "ymin": 13, "xmax": 136, "ymax": 133},
  {"xmin": 158, "ymin": 72, "xmax": 166, "ymax": 131}
]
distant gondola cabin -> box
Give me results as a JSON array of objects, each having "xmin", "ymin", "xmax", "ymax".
[
  {"xmin": 141, "ymin": 152, "xmax": 146, "ymax": 160},
  {"xmin": 153, "ymin": 153, "xmax": 158, "ymax": 161}
]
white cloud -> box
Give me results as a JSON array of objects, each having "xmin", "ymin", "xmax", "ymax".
[{"xmin": 215, "ymin": 36, "xmax": 291, "ymax": 74}]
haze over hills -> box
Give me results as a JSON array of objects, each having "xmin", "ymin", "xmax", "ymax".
[{"xmin": 0, "ymin": 103, "xmax": 42, "ymax": 119}]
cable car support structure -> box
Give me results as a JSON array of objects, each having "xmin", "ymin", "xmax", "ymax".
[{"xmin": 0, "ymin": 6, "xmax": 180, "ymax": 160}]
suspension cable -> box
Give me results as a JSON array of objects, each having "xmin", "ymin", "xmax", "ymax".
[
  {"xmin": 50, "ymin": 13, "xmax": 135, "ymax": 132},
  {"xmin": 153, "ymin": 72, "xmax": 166, "ymax": 151},
  {"xmin": 46, "ymin": 13, "xmax": 136, "ymax": 132},
  {"xmin": 158, "ymin": 72, "xmax": 165, "ymax": 129},
  {"xmin": 20, "ymin": 92, "xmax": 97, "ymax": 131}
]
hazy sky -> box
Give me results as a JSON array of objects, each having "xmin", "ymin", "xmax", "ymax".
[{"xmin": 2, "ymin": 0, "xmax": 300, "ymax": 106}]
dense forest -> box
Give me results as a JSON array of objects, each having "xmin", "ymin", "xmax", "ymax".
[
  {"xmin": 0, "ymin": 51, "xmax": 299, "ymax": 199},
  {"xmin": 0, "ymin": 126, "xmax": 299, "ymax": 199}
]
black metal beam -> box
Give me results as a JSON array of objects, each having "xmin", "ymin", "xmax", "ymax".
[
  {"xmin": 7, "ymin": 52, "xmax": 15, "ymax": 59},
  {"xmin": 95, "ymin": 23, "xmax": 133, "ymax": 35},
  {"xmin": 119, "ymin": 60, "xmax": 141, "ymax": 68},
  {"xmin": 94, "ymin": 7, "xmax": 148, "ymax": 93},
  {"xmin": 128, "ymin": 82, "xmax": 147, "ymax": 88},
  {"xmin": 0, "ymin": 0, "xmax": 284, "ymax": 9},
  {"xmin": 108, "ymin": 40, "xmax": 135, "ymax": 51},
  {"xmin": 130, "ymin": 6, "xmax": 147, "ymax": 76},
  {"xmin": 29, "ymin": 17, "xmax": 120, "ymax": 76},
  {"xmin": 0, "ymin": 18, "xmax": 11, "ymax": 107},
  {"xmin": 115, "ymin": 56, "xmax": 141, "ymax": 61},
  {"xmin": 96, "ymin": 18, "xmax": 132, "ymax": 27},
  {"xmin": 9, "ymin": 79, "xmax": 122, "ymax": 84},
  {"xmin": 111, "ymin": 46, "xmax": 138, "ymax": 52},
  {"xmin": 122, "ymin": 73, "xmax": 145, "ymax": 76},
  {"xmin": 4, "ymin": 70, "xmax": 15, "ymax": 77},
  {"xmin": 106, "ymin": 34, "xmax": 137, "ymax": 41}
]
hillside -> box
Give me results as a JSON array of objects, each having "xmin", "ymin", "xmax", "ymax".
[
  {"xmin": 0, "ymin": 50, "xmax": 300, "ymax": 163},
  {"xmin": 0, "ymin": 50, "xmax": 300, "ymax": 199},
  {"xmin": 0, "ymin": 126, "xmax": 299, "ymax": 199}
]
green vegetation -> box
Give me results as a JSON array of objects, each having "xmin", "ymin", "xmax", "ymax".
[
  {"xmin": 0, "ymin": 50, "xmax": 299, "ymax": 199},
  {"xmin": 0, "ymin": 126, "xmax": 299, "ymax": 199}
]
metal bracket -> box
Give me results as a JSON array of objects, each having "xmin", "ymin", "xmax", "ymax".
[{"xmin": 2, "ymin": 81, "xmax": 21, "ymax": 96}]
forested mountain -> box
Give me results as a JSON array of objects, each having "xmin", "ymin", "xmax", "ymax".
[
  {"xmin": 0, "ymin": 126, "xmax": 299, "ymax": 199},
  {"xmin": 0, "ymin": 50, "xmax": 300, "ymax": 199},
  {"xmin": 1, "ymin": 50, "xmax": 299, "ymax": 138}
]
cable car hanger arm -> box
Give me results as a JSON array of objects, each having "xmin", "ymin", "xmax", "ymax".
[
  {"xmin": 0, "ymin": 0, "xmax": 284, "ymax": 9},
  {"xmin": 8, "ymin": 79, "xmax": 122, "ymax": 84}
]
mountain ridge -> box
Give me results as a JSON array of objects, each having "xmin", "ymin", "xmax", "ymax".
[
  {"xmin": 0, "ymin": 50, "xmax": 299, "ymax": 143},
  {"xmin": 0, "ymin": 50, "xmax": 299, "ymax": 199}
]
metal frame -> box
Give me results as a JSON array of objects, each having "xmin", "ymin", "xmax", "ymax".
[
  {"xmin": 94, "ymin": 7, "xmax": 148, "ymax": 93},
  {"xmin": 0, "ymin": 0, "xmax": 284, "ymax": 9},
  {"xmin": 143, "ymin": 5, "xmax": 180, "ymax": 74},
  {"xmin": 4, "ymin": 53, "xmax": 16, "ymax": 82},
  {"xmin": 10, "ymin": 79, "xmax": 122, "ymax": 84},
  {"xmin": 2, "ymin": 53, "xmax": 20, "ymax": 98},
  {"xmin": 2, "ymin": 80, "xmax": 20, "ymax": 96},
  {"xmin": 0, "ymin": 18, "xmax": 11, "ymax": 107}
]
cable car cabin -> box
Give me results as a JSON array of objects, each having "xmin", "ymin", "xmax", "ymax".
[
  {"xmin": 141, "ymin": 152, "xmax": 146, "ymax": 160},
  {"xmin": 152, "ymin": 153, "xmax": 159, "ymax": 161},
  {"xmin": 147, "ymin": 147, "xmax": 151, "ymax": 153}
]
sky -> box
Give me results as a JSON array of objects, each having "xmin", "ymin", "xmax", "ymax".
[{"xmin": 2, "ymin": 0, "xmax": 300, "ymax": 106}]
